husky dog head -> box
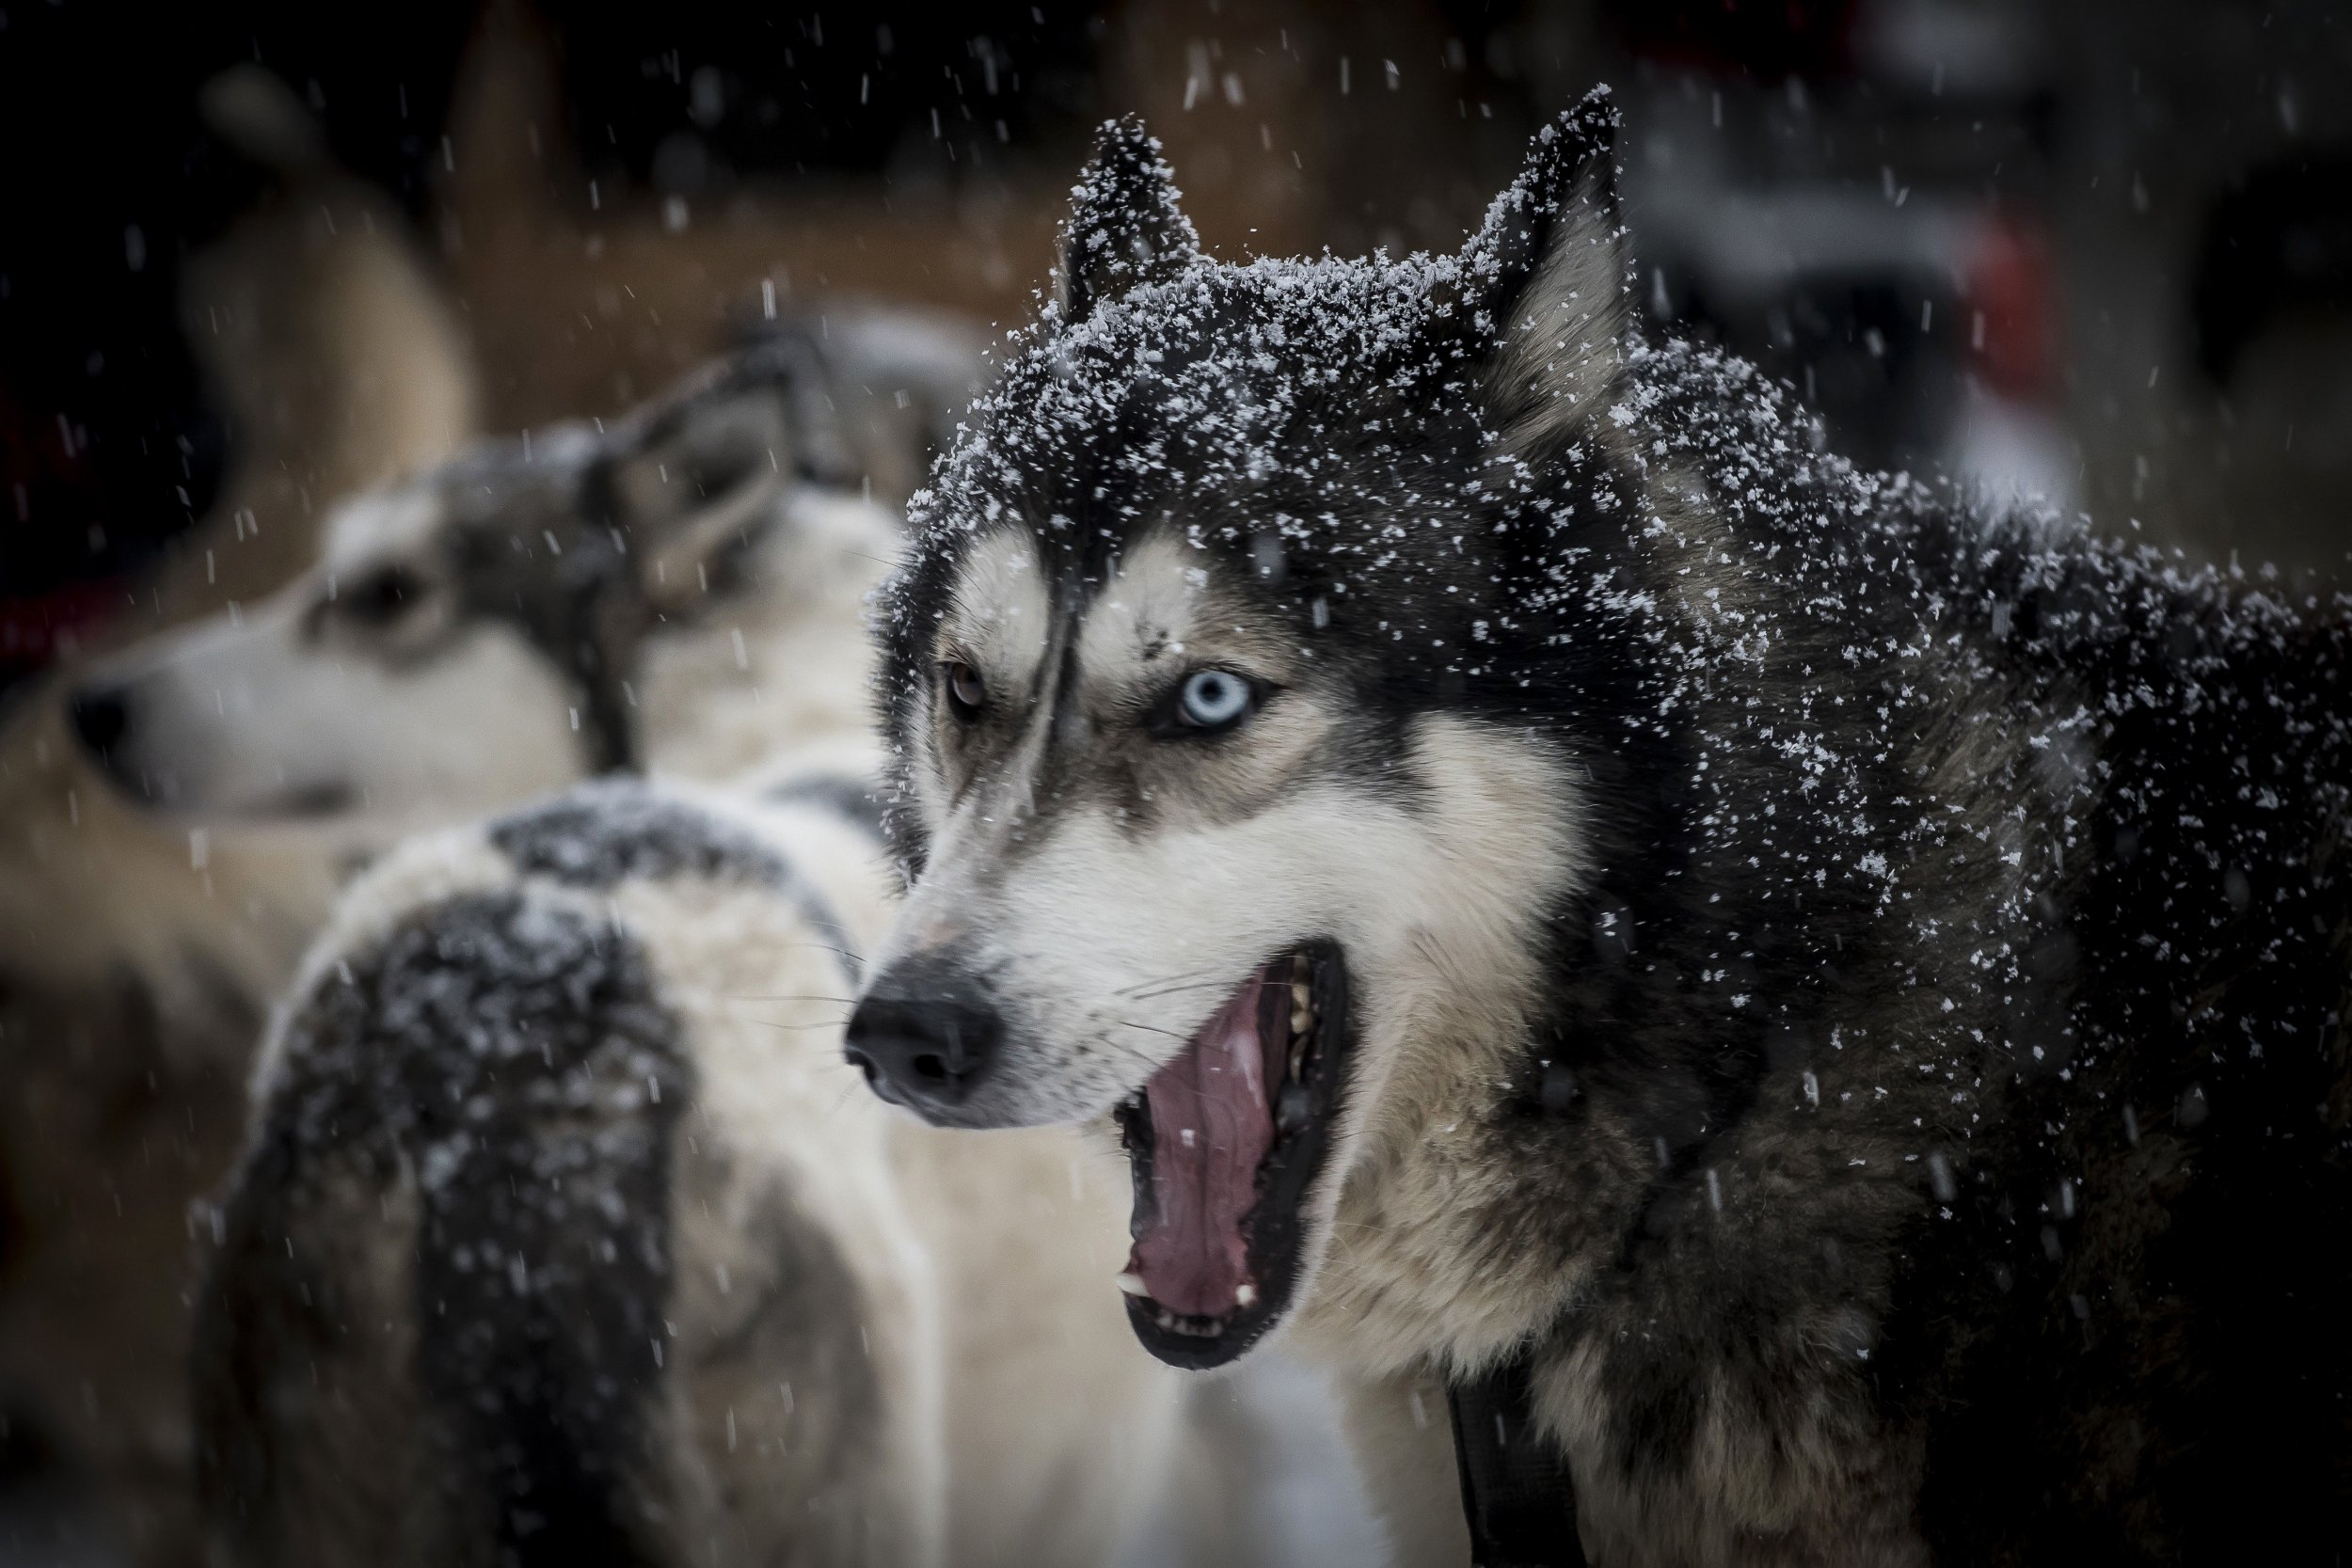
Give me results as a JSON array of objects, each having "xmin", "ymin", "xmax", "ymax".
[
  {"xmin": 849, "ymin": 93, "xmax": 1651, "ymax": 1368},
  {"xmin": 64, "ymin": 332, "xmax": 907, "ymax": 833}
]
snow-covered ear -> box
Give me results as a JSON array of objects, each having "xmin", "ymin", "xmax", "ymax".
[
  {"xmin": 1055, "ymin": 117, "xmax": 1200, "ymax": 321},
  {"xmin": 605, "ymin": 379, "xmax": 797, "ymax": 611},
  {"xmin": 1460, "ymin": 87, "xmax": 1632, "ymax": 451}
]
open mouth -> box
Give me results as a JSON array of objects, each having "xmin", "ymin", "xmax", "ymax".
[{"xmin": 1111, "ymin": 940, "xmax": 1349, "ymax": 1370}]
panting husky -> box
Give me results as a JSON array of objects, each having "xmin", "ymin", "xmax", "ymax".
[
  {"xmin": 195, "ymin": 777, "xmax": 1214, "ymax": 1568},
  {"xmin": 846, "ymin": 91, "xmax": 2352, "ymax": 1565}
]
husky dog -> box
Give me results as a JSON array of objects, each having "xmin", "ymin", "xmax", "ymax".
[
  {"xmin": 0, "ymin": 314, "xmax": 971, "ymax": 1563},
  {"xmin": 61, "ymin": 309, "xmax": 977, "ymax": 838},
  {"xmin": 10, "ymin": 309, "xmax": 970, "ymax": 1064},
  {"xmin": 196, "ymin": 776, "xmax": 1196, "ymax": 1567},
  {"xmin": 846, "ymin": 96, "xmax": 2352, "ymax": 1565}
]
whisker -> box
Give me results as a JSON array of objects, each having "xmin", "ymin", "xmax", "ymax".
[
  {"xmin": 728, "ymin": 993, "xmax": 860, "ymax": 1006},
  {"xmin": 1121, "ymin": 973, "xmax": 1292, "ymax": 1006},
  {"xmin": 1112, "ymin": 1018, "xmax": 1194, "ymax": 1043},
  {"xmin": 1113, "ymin": 964, "xmax": 1226, "ymax": 999},
  {"xmin": 1120, "ymin": 975, "xmax": 1247, "ymax": 1004},
  {"xmin": 1080, "ymin": 1024, "xmax": 1165, "ymax": 1074},
  {"xmin": 752, "ymin": 939, "xmax": 870, "ymax": 964}
]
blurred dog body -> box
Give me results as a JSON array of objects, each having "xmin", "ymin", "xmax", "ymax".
[{"xmin": 196, "ymin": 777, "xmax": 1192, "ymax": 1568}]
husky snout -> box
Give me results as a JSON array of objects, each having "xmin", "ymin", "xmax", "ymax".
[
  {"xmin": 845, "ymin": 949, "xmax": 1005, "ymax": 1118},
  {"xmin": 66, "ymin": 673, "xmax": 198, "ymax": 806}
]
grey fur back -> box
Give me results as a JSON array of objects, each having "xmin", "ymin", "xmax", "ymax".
[{"xmin": 195, "ymin": 779, "xmax": 898, "ymax": 1567}]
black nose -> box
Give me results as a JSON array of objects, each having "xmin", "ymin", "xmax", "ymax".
[
  {"xmin": 69, "ymin": 686, "xmax": 131, "ymax": 760},
  {"xmin": 844, "ymin": 955, "xmax": 1002, "ymax": 1115}
]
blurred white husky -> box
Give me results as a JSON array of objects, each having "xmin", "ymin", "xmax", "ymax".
[
  {"xmin": 0, "ymin": 306, "xmax": 982, "ymax": 1067},
  {"xmin": 64, "ymin": 310, "xmax": 981, "ymax": 841}
]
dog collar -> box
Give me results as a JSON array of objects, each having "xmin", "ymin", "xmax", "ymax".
[{"xmin": 1448, "ymin": 1349, "xmax": 1585, "ymax": 1567}]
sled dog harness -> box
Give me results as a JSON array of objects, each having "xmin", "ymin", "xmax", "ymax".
[{"xmin": 1449, "ymin": 1348, "xmax": 1584, "ymax": 1566}]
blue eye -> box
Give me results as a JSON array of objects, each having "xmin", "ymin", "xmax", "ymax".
[{"xmin": 1178, "ymin": 669, "xmax": 1254, "ymax": 729}]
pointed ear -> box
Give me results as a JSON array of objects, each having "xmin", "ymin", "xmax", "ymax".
[
  {"xmin": 1460, "ymin": 87, "xmax": 1632, "ymax": 450},
  {"xmin": 603, "ymin": 378, "xmax": 798, "ymax": 611},
  {"xmin": 1055, "ymin": 117, "xmax": 1200, "ymax": 321}
]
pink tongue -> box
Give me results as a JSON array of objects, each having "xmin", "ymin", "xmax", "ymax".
[{"xmin": 1128, "ymin": 961, "xmax": 1286, "ymax": 1319}]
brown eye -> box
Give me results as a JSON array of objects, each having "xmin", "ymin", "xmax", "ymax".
[
  {"xmin": 342, "ymin": 563, "xmax": 427, "ymax": 627},
  {"xmin": 941, "ymin": 660, "xmax": 985, "ymax": 720}
]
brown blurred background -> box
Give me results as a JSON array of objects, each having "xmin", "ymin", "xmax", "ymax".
[{"xmin": 3, "ymin": 0, "xmax": 2352, "ymax": 1560}]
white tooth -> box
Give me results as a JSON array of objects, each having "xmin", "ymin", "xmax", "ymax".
[
  {"xmin": 1235, "ymin": 1283, "xmax": 1258, "ymax": 1307},
  {"xmin": 1117, "ymin": 1273, "xmax": 1150, "ymax": 1297},
  {"xmin": 1290, "ymin": 979, "xmax": 1312, "ymax": 1037}
]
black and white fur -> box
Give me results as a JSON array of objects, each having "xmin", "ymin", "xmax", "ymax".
[
  {"xmin": 10, "ymin": 314, "xmax": 959, "ymax": 1063},
  {"xmin": 195, "ymin": 776, "xmax": 1201, "ymax": 1567},
  {"xmin": 64, "ymin": 309, "xmax": 977, "ymax": 837},
  {"xmin": 851, "ymin": 97, "xmax": 2352, "ymax": 1564}
]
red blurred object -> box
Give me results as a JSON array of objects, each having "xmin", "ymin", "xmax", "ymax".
[
  {"xmin": 0, "ymin": 373, "xmax": 123, "ymax": 676},
  {"xmin": 0, "ymin": 578, "xmax": 124, "ymax": 673},
  {"xmin": 1965, "ymin": 211, "xmax": 2060, "ymax": 401}
]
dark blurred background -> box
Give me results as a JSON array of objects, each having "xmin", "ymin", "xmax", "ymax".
[{"xmin": 7, "ymin": 0, "xmax": 2352, "ymax": 700}]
